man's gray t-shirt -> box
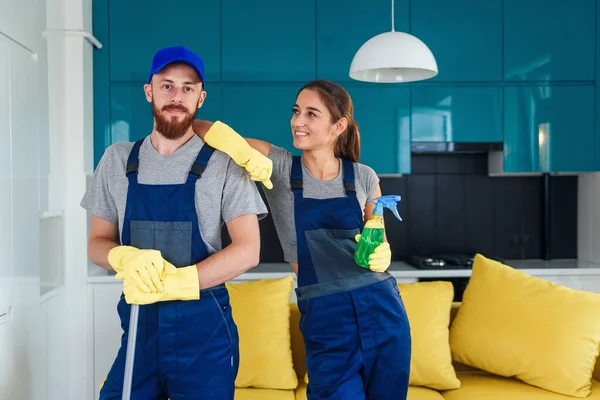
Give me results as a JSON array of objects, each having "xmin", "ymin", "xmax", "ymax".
[
  {"xmin": 263, "ymin": 145, "xmax": 379, "ymax": 264},
  {"xmin": 81, "ymin": 134, "xmax": 268, "ymax": 254}
]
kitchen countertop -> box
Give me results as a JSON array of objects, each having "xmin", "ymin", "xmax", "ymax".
[{"xmin": 87, "ymin": 258, "xmax": 600, "ymax": 283}]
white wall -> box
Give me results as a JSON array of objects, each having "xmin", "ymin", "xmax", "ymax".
[
  {"xmin": 0, "ymin": 0, "xmax": 94, "ymax": 398},
  {"xmin": 0, "ymin": 0, "xmax": 49, "ymax": 398},
  {"xmin": 578, "ymin": 173, "xmax": 600, "ymax": 263}
]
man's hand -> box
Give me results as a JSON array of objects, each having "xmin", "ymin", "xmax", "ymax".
[
  {"xmin": 109, "ymin": 246, "xmax": 166, "ymax": 293},
  {"xmin": 122, "ymin": 261, "xmax": 200, "ymax": 305}
]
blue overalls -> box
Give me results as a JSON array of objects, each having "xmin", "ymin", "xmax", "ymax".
[
  {"xmin": 100, "ymin": 139, "xmax": 239, "ymax": 400},
  {"xmin": 292, "ymin": 157, "xmax": 411, "ymax": 400}
]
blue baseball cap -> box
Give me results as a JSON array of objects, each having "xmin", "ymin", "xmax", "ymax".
[{"xmin": 148, "ymin": 45, "xmax": 205, "ymax": 84}]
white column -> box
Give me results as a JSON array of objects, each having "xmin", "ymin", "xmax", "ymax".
[{"xmin": 44, "ymin": 0, "xmax": 96, "ymax": 398}]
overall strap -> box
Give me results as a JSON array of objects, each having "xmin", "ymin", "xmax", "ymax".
[
  {"xmin": 125, "ymin": 139, "xmax": 144, "ymax": 184},
  {"xmin": 290, "ymin": 155, "xmax": 303, "ymax": 200},
  {"xmin": 342, "ymin": 159, "xmax": 356, "ymax": 197},
  {"xmin": 186, "ymin": 144, "xmax": 216, "ymax": 183}
]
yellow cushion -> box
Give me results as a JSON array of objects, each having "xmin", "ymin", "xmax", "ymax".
[
  {"xmin": 235, "ymin": 387, "xmax": 295, "ymax": 400},
  {"xmin": 227, "ymin": 277, "xmax": 298, "ymax": 390},
  {"xmin": 398, "ymin": 281, "xmax": 461, "ymax": 390},
  {"xmin": 406, "ymin": 386, "xmax": 447, "ymax": 400},
  {"xmin": 442, "ymin": 372, "xmax": 600, "ymax": 400},
  {"xmin": 449, "ymin": 254, "xmax": 600, "ymax": 398},
  {"xmin": 294, "ymin": 382, "xmax": 445, "ymax": 400}
]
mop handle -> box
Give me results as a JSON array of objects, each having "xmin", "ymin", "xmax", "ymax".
[{"xmin": 122, "ymin": 304, "xmax": 140, "ymax": 400}]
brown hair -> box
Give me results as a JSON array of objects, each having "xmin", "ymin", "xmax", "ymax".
[{"xmin": 297, "ymin": 80, "xmax": 360, "ymax": 162}]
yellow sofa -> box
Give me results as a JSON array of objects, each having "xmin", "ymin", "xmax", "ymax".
[
  {"xmin": 232, "ymin": 256, "xmax": 600, "ymax": 400},
  {"xmin": 234, "ymin": 302, "xmax": 600, "ymax": 400}
]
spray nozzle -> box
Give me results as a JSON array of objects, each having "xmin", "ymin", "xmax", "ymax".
[{"xmin": 367, "ymin": 195, "xmax": 402, "ymax": 221}]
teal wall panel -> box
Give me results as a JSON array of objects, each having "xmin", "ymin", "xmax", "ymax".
[
  {"xmin": 92, "ymin": 0, "xmax": 110, "ymax": 167},
  {"xmin": 109, "ymin": 0, "xmax": 221, "ymax": 82},
  {"xmin": 411, "ymin": 86, "xmax": 502, "ymax": 142},
  {"xmin": 221, "ymin": 0, "xmax": 316, "ymax": 81},
  {"xmin": 503, "ymin": 85, "xmax": 595, "ymax": 172},
  {"xmin": 347, "ymin": 85, "xmax": 411, "ymax": 174},
  {"xmin": 503, "ymin": 0, "xmax": 595, "ymax": 82},
  {"xmin": 221, "ymin": 84, "xmax": 298, "ymax": 152},
  {"xmin": 411, "ymin": 0, "xmax": 502, "ymax": 82},
  {"xmin": 597, "ymin": 0, "xmax": 600, "ymax": 170}
]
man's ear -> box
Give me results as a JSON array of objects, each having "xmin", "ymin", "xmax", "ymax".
[
  {"xmin": 197, "ymin": 90, "xmax": 207, "ymax": 109},
  {"xmin": 143, "ymin": 83, "xmax": 152, "ymax": 103}
]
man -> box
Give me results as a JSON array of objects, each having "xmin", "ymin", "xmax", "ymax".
[{"xmin": 82, "ymin": 45, "xmax": 271, "ymax": 400}]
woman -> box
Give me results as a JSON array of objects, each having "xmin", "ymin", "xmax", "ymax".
[{"xmin": 193, "ymin": 79, "xmax": 411, "ymax": 400}]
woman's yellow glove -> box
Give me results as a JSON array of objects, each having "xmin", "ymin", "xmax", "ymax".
[
  {"xmin": 354, "ymin": 235, "xmax": 392, "ymax": 273},
  {"xmin": 204, "ymin": 121, "xmax": 273, "ymax": 189},
  {"xmin": 122, "ymin": 261, "xmax": 200, "ymax": 305},
  {"xmin": 109, "ymin": 246, "xmax": 166, "ymax": 293}
]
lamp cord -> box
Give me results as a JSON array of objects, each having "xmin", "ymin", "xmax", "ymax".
[{"xmin": 391, "ymin": 0, "xmax": 395, "ymax": 32}]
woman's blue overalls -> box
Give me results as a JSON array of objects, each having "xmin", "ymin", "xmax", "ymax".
[
  {"xmin": 292, "ymin": 156, "xmax": 411, "ymax": 400},
  {"xmin": 100, "ymin": 139, "xmax": 239, "ymax": 400}
]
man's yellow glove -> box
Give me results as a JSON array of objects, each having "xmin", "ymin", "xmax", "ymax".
[
  {"xmin": 123, "ymin": 261, "xmax": 200, "ymax": 305},
  {"xmin": 204, "ymin": 121, "xmax": 273, "ymax": 189},
  {"xmin": 354, "ymin": 235, "xmax": 392, "ymax": 273},
  {"xmin": 109, "ymin": 246, "xmax": 166, "ymax": 293}
]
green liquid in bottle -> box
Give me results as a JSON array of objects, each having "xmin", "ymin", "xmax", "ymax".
[{"xmin": 354, "ymin": 226, "xmax": 385, "ymax": 268}]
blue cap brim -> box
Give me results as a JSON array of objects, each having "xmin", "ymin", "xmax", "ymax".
[{"xmin": 148, "ymin": 59, "xmax": 205, "ymax": 84}]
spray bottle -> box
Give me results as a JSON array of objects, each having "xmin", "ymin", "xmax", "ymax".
[{"xmin": 354, "ymin": 195, "xmax": 402, "ymax": 268}]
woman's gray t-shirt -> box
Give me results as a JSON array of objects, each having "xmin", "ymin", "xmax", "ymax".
[{"xmin": 263, "ymin": 145, "xmax": 379, "ymax": 263}]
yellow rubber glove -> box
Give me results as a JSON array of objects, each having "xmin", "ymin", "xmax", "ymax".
[
  {"xmin": 354, "ymin": 234, "xmax": 392, "ymax": 273},
  {"xmin": 123, "ymin": 261, "xmax": 200, "ymax": 305},
  {"xmin": 204, "ymin": 121, "xmax": 273, "ymax": 189},
  {"xmin": 109, "ymin": 246, "xmax": 165, "ymax": 293}
]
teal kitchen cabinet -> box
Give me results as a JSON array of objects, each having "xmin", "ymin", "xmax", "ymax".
[
  {"xmin": 222, "ymin": 0, "xmax": 315, "ymax": 82},
  {"xmin": 346, "ymin": 85, "xmax": 410, "ymax": 174},
  {"xmin": 503, "ymin": 85, "xmax": 595, "ymax": 173},
  {"xmin": 221, "ymin": 84, "xmax": 300, "ymax": 152},
  {"xmin": 93, "ymin": 0, "xmax": 111, "ymax": 166},
  {"xmin": 503, "ymin": 0, "xmax": 595, "ymax": 82},
  {"xmin": 108, "ymin": 0, "xmax": 221, "ymax": 82},
  {"xmin": 597, "ymin": 0, "xmax": 600, "ymax": 170},
  {"xmin": 410, "ymin": 0, "xmax": 502, "ymax": 82},
  {"xmin": 316, "ymin": 0, "xmax": 409, "ymax": 82},
  {"xmin": 411, "ymin": 86, "xmax": 502, "ymax": 143},
  {"xmin": 108, "ymin": 83, "xmax": 222, "ymax": 145}
]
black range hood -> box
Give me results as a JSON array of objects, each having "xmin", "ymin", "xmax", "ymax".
[{"xmin": 411, "ymin": 142, "xmax": 503, "ymax": 153}]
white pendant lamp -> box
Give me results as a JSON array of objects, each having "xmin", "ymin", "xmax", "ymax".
[{"xmin": 349, "ymin": 0, "xmax": 438, "ymax": 83}]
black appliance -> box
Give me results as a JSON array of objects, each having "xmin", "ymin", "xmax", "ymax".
[
  {"xmin": 406, "ymin": 254, "xmax": 505, "ymax": 302},
  {"xmin": 406, "ymin": 254, "xmax": 505, "ymax": 270}
]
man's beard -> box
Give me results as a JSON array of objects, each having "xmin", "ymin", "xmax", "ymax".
[{"xmin": 152, "ymin": 102, "xmax": 198, "ymax": 140}]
